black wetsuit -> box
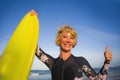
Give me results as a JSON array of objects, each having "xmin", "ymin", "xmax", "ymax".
[{"xmin": 36, "ymin": 48, "xmax": 110, "ymax": 80}]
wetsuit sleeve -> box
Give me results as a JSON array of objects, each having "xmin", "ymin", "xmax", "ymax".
[
  {"xmin": 78, "ymin": 57, "xmax": 110, "ymax": 79},
  {"xmin": 96, "ymin": 61, "xmax": 110, "ymax": 79},
  {"xmin": 77, "ymin": 57, "xmax": 97, "ymax": 77},
  {"xmin": 36, "ymin": 48, "xmax": 54, "ymax": 69}
]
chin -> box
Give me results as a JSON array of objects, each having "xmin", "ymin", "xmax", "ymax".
[{"xmin": 63, "ymin": 48, "xmax": 71, "ymax": 52}]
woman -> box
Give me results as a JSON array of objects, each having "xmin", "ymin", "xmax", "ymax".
[{"xmin": 36, "ymin": 24, "xmax": 112, "ymax": 80}]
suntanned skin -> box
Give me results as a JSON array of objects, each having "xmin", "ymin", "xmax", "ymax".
[{"xmin": 59, "ymin": 33, "xmax": 74, "ymax": 61}]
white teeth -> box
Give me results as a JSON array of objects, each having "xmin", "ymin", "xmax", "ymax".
[{"xmin": 65, "ymin": 44, "xmax": 71, "ymax": 46}]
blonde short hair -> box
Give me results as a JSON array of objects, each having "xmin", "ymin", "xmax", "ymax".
[{"xmin": 55, "ymin": 24, "xmax": 77, "ymax": 47}]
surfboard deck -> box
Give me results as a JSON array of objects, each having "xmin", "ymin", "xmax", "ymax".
[{"xmin": 0, "ymin": 10, "xmax": 39, "ymax": 80}]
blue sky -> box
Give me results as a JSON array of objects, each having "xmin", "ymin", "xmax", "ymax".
[{"xmin": 0, "ymin": 0, "xmax": 120, "ymax": 70}]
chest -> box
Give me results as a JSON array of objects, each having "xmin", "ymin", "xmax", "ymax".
[{"xmin": 51, "ymin": 57, "xmax": 82, "ymax": 80}]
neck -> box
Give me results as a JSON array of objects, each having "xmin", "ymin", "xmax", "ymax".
[{"xmin": 60, "ymin": 50, "xmax": 71, "ymax": 61}]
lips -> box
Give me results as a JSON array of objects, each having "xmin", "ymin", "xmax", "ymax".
[{"xmin": 64, "ymin": 44, "xmax": 72, "ymax": 47}]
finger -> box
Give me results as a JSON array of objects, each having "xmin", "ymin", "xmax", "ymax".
[
  {"xmin": 106, "ymin": 52, "xmax": 112, "ymax": 61},
  {"xmin": 105, "ymin": 46, "xmax": 109, "ymax": 53},
  {"xmin": 30, "ymin": 9, "xmax": 38, "ymax": 16},
  {"xmin": 109, "ymin": 52, "xmax": 112, "ymax": 58},
  {"xmin": 108, "ymin": 57, "xmax": 112, "ymax": 61},
  {"xmin": 105, "ymin": 52, "xmax": 112, "ymax": 57}
]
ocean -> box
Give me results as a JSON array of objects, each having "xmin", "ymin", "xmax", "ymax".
[{"xmin": 28, "ymin": 66, "xmax": 120, "ymax": 80}]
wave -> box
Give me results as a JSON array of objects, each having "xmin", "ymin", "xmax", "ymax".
[
  {"xmin": 29, "ymin": 67, "xmax": 120, "ymax": 80},
  {"xmin": 30, "ymin": 72, "xmax": 40, "ymax": 76},
  {"xmin": 30, "ymin": 70, "xmax": 50, "ymax": 75}
]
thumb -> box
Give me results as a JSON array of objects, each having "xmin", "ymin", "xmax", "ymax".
[{"xmin": 105, "ymin": 46, "xmax": 109, "ymax": 53}]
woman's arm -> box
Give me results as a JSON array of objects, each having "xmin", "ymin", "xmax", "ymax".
[
  {"xmin": 36, "ymin": 46, "xmax": 54, "ymax": 69},
  {"xmin": 81, "ymin": 46, "xmax": 112, "ymax": 80},
  {"xmin": 97, "ymin": 46, "xmax": 112, "ymax": 79}
]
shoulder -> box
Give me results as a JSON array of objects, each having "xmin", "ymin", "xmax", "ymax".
[
  {"xmin": 71, "ymin": 55, "xmax": 89, "ymax": 67},
  {"xmin": 72, "ymin": 55, "xmax": 87, "ymax": 61},
  {"xmin": 77, "ymin": 57, "xmax": 88, "ymax": 62},
  {"xmin": 72, "ymin": 55, "xmax": 87, "ymax": 62},
  {"xmin": 72, "ymin": 55, "xmax": 89, "ymax": 64}
]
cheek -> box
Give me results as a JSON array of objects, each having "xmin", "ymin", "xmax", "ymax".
[
  {"xmin": 59, "ymin": 39, "xmax": 65, "ymax": 45},
  {"xmin": 58, "ymin": 38, "xmax": 63, "ymax": 45},
  {"xmin": 60, "ymin": 37, "xmax": 66, "ymax": 43},
  {"xmin": 59, "ymin": 38, "xmax": 69, "ymax": 47},
  {"xmin": 71, "ymin": 40, "xmax": 75, "ymax": 45},
  {"xmin": 72, "ymin": 40, "xmax": 76, "ymax": 47}
]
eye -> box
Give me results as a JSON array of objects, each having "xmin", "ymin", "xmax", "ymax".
[
  {"xmin": 63, "ymin": 35, "xmax": 67, "ymax": 38},
  {"xmin": 70, "ymin": 36, "xmax": 74, "ymax": 39}
]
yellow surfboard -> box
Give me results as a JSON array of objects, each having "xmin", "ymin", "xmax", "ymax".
[{"xmin": 0, "ymin": 10, "xmax": 39, "ymax": 80}]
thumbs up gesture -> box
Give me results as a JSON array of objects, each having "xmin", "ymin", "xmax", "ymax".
[{"xmin": 104, "ymin": 46, "xmax": 112, "ymax": 63}]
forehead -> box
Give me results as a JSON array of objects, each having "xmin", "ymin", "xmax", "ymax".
[{"xmin": 61, "ymin": 32, "xmax": 73, "ymax": 36}]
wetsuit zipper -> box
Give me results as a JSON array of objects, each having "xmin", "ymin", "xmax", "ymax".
[{"xmin": 62, "ymin": 62, "xmax": 64, "ymax": 80}]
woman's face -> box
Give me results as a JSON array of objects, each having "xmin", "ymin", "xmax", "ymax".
[{"xmin": 59, "ymin": 32, "xmax": 75, "ymax": 52}]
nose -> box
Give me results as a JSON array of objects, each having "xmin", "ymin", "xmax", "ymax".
[{"xmin": 66, "ymin": 37, "xmax": 72, "ymax": 43}]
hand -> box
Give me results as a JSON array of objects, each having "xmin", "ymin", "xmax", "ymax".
[
  {"xmin": 104, "ymin": 46, "xmax": 112, "ymax": 62},
  {"xmin": 30, "ymin": 9, "xmax": 38, "ymax": 16}
]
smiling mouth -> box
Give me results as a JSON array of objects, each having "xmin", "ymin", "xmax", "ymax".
[{"xmin": 64, "ymin": 44, "xmax": 72, "ymax": 47}]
